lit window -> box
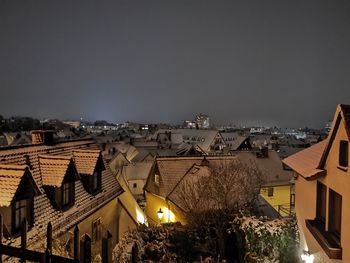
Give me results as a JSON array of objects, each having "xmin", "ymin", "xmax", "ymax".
[{"xmin": 154, "ymin": 174, "xmax": 160, "ymax": 185}]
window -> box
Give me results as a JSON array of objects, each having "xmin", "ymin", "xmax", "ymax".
[
  {"xmin": 14, "ymin": 199, "xmax": 27, "ymax": 230},
  {"xmin": 154, "ymin": 174, "xmax": 159, "ymax": 185},
  {"xmin": 329, "ymin": 189, "xmax": 342, "ymax": 242},
  {"xmin": 339, "ymin": 140, "xmax": 348, "ymax": 167},
  {"xmin": 316, "ymin": 182, "xmax": 327, "ymax": 229},
  {"xmin": 133, "ymin": 183, "xmax": 137, "ymax": 188},
  {"xmin": 88, "ymin": 171, "xmax": 101, "ymax": 194},
  {"xmin": 12, "ymin": 198, "xmax": 33, "ymax": 235},
  {"xmin": 268, "ymin": 187, "xmax": 274, "ymax": 197},
  {"xmin": 55, "ymin": 182, "xmax": 74, "ymax": 209},
  {"xmin": 63, "ymin": 183, "xmax": 71, "ymax": 206}
]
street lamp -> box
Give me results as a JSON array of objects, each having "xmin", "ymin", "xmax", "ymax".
[{"xmin": 157, "ymin": 208, "xmax": 163, "ymax": 223}]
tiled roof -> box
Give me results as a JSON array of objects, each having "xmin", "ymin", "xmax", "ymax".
[
  {"xmin": 73, "ymin": 149, "xmax": 101, "ymax": 175},
  {"xmin": 236, "ymin": 150, "xmax": 293, "ymax": 186},
  {"xmin": 0, "ymin": 164, "xmax": 29, "ymax": 207},
  {"xmin": 282, "ymin": 140, "xmax": 327, "ymax": 179},
  {"xmin": 124, "ymin": 162, "xmax": 153, "ymax": 181},
  {"xmin": 39, "ymin": 155, "xmax": 76, "ymax": 187},
  {"xmin": 0, "ymin": 138, "xmax": 124, "ymax": 248},
  {"xmin": 145, "ymin": 156, "xmax": 236, "ymax": 197}
]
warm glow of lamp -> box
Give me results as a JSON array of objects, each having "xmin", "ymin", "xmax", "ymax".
[
  {"xmin": 157, "ymin": 208, "xmax": 164, "ymax": 221},
  {"xmin": 301, "ymin": 250, "xmax": 314, "ymax": 263}
]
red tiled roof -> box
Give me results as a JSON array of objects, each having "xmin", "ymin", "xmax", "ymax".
[
  {"xmin": 73, "ymin": 150, "xmax": 101, "ymax": 175},
  {"xmin": 282, "ymin": 140, "xmax": 327, "ymax": 179},
  {"xmin": 39, "ymin": 155, "xmax": 76, "ymax": 187},
  {"xmin": 0, "ymin": 164, "xmax": 28, "ymax": 207}
]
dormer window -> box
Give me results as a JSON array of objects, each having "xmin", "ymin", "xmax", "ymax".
[
  {"xmin": 73, "ymin": 150, "xmax": 104, "ymax": 195},
  {"xmin": 12, "ymin": 198, "xmax": 34, "ymax": 234},
  {"xmin": 339, "ymin": 140, "xmax": 348, "ymax": 167},
  {"xmin": 39, "ymin": 155, "xmax": 79, "ymax": 211},
  {"xmin": 0, "ymin": 164, "xmax": 40, "ymax": 236},
  {"xmin": 88, "ymin": 170, "xmax": 102, "ymax": 194},
  {"xmin": 54, "ymin": 182, "xmax": 74, "ymax": 210}
]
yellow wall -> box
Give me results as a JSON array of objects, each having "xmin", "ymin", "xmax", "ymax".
[
  {"xmin": 117, "ymin": 176, "xmax": 147, "ymax": 225},
  {"xmin": 145, "ymin": 192, "xmax": 186, "ymax": 225},
  {"xmin": 260, "ymin": 185, "xmax": 292, "ymax": 217}
]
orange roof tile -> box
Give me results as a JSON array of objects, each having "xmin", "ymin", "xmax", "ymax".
[
  {"xmin": 0, "ymin": 164, "xmax": 29, "ymax": 207},
  {"xmin": 39, "ymin": 155, "xmax": 76, "ymax": 187},
  {"xmin": 282, "ymin": 140, "xmax": 327, "ymax": 179},
  {"xmin": 73, "ymin": 150, "xmax": 101, "ymax": 175}
]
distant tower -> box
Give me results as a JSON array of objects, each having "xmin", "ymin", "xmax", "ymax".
[{"xmin": 195, "ymin": 114, "xmax": 210, "ymax": 129}]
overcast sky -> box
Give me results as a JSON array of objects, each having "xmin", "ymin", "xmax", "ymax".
[{"xmin": 1, "ymin": 1, "xmax": 350, "ymax": 128}]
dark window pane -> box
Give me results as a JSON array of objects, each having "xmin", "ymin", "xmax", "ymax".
[
  {"xmin": 339, "ymin": 141, "xmax": 348, "ymax": 167},
  {"xmin": 316, "ymin": 182, "xmax": 327, "ymax": 228},
  {"xmin": 329, "ymin": 189, "xmax": 342, "ymax": 241}
]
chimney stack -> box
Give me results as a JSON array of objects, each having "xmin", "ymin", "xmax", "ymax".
[{"xmin": 31, "ymin": 130, "xmax": 55, "ymax": 145}]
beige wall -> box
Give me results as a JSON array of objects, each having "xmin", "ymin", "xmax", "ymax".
[
  {"xmin": 128, "ymin": 179, "xmax": 146, "ymax": 196},
  {"xmin": 296, "ymin": 120, "xmax": 350, "ymax": 262}
]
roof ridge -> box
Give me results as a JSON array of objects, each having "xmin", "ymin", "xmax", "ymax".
[
  {"xmin": 38, "ymin": 154, "xmax": 72, "ymax": 160},
  {"xmin": 0, "ymin": 164, "xmax": 28, "ymax": 170}
]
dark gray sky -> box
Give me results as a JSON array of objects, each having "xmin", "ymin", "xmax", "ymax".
[{"xmin": 1, "ymin": 0, "xmax": 350, "ymax": 128}]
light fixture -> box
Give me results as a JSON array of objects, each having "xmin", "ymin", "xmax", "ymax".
[
  {"xmin": 301, "ymin": 250, "xmax": 314, "ymax": 263},
  {"xmin": 157, "ymin": 208, "xmax": 163, "ymax": 222}
]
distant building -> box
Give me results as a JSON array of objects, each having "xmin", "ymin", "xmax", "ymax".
[
  {"xmin": 195, "ymin": 114, "xmax": 210, "ymax": 129},
  {"xmin": 62, "ymin": 120, "xmax": 81, "ymax": 129},
  {"xmin": 183, "ymin": 120, "xmax": 196, "ymax": 129}
]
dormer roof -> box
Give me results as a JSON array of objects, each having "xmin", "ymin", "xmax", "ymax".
[
  {"xmin": 0, "ymin": 164, "xmax": 40, "ymax": 207},
  {"xmin": 39, "ymin": 155, "xmax": 79, "ymax": 187},
  {"xmin": 73, "ymin": 150, "xmax": 104, "ymax": 175}
]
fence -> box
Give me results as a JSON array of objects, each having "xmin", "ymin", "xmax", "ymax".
[{"xmin": 0, "ymin": 215, "xmax": 112, "ymax": 263}]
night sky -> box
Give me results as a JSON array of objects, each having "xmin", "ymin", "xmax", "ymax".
[{"xmin": 1, "ymin": 1, "xmax": 350, "ymax": 128}]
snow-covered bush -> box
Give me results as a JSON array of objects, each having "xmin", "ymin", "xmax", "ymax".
[{"xmin": 230, "ymin": 215, "xmax": 299, "ymax": 263}]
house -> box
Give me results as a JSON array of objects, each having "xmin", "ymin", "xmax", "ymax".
[
  {"xmin": 120, "ymin": 162, "xmax": 153, "ymax": 199},
  {"xmin": 175, "ymin": 129, "xmax": 225, "ymax": 153},
  {"xmin": 235, "ymin": 150, "xmax": 294, "ymax": 217},
  {"xmin": 220, "ymin": 132, "xmax": 252, "ymax": 151},
  {"xmin": 282, "ymin": 104, "xmax": 350, "ymax": 261},
  {"xmin": 0, "ymin": 131, "xmax": 145, "ymax": 259},
  {"xmin": 144, "ymin": 156, "xmax": 237, "ymax": 225}
]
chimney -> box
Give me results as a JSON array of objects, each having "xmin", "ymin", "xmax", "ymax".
[{"xmin": 31, "ymin": 130, "xmax": 55, "ymax": 145}]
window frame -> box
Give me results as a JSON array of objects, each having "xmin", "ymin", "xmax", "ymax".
[
  {"xmin": 316, "ymin": 181, "xmax": 327, "ymax": 230},
  {"xmin": 339, "ymin": 140, "xmax": 348, "ymax": 168},
  {"xmin": 328, "ymin": 189, "xmax": 342, "ymax": 243},
  {"xmin": 12, "ymin": 197, "xmax": 33, "ymax": 235}
]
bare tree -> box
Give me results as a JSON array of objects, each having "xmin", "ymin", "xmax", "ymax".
[{"xmin": 168, "ymin": 158, "xmax": 264, "ymax": 259}]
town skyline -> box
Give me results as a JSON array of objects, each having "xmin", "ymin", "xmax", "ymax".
[{"xmin": 1, "ymin": 1, "xmax": 350, "ymax": 128}]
